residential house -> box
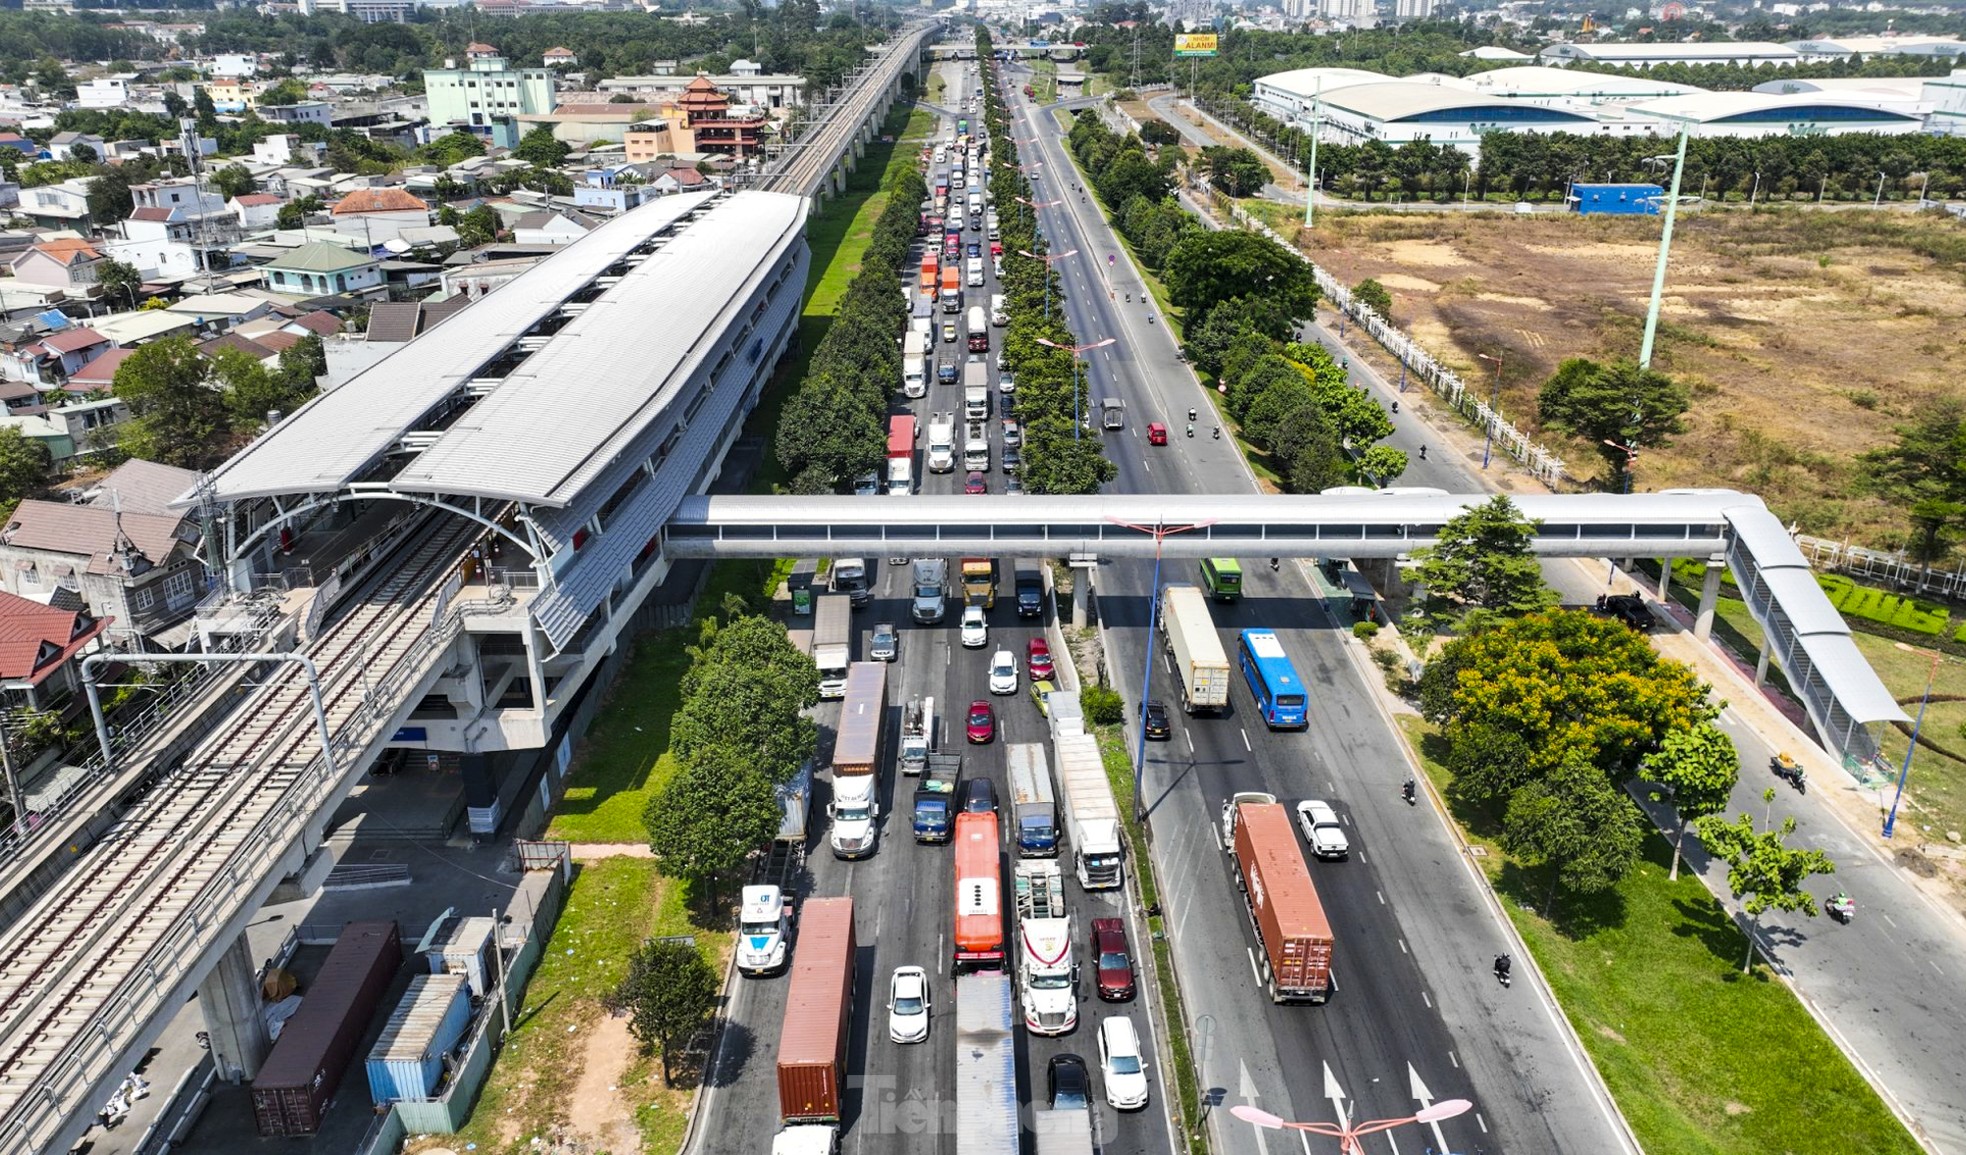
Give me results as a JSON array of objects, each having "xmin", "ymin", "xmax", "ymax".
[
  {"xmin": 543, "ymin": 47, "xmax": 578, "ymax": 67},
  {"xmin": 251, "ymin": 133, "xmax": 321, "ymax": 167},
  {"xmin": 63, "ymin": 346, "xmax": 133, "ymax": 396},
  {"xmin": 231, "ymin": 192, "xmax": 285, "ymax": 230},
  {"xmin": 168, "ymin": 292, "xmax": 273, "ymax": 336},
  {"xmin": 48, "ymin": 130, "xmax": 108, "ymax": 160},
  {"xmin": 424, "ymin": 44, "xmax": 555, "ymax": 143},
  {"xmin": 0, "ymin": 458, "xmax": 208, "ymax": 650},
  {"xmin": 0, "ymin": 133, "xmax": 46, "ymax": 161},
  {"xmin": 43, "ymin": 396, "xmax": 130, "ymax": 457},
  {"xmin": 7, "ymin": 239, "xmax": 106, "ymax": 294},
  {"xmin": 511, "ymin": 209, "xmax": 598, "ymax": 246},
  {"xmin": 18, "ymin": 180, "xmax": 95, "ymax": 231},
  {"xmin": 572, "ymin": 166, "xmax": 665, "ymax": 214},
  {"xmin": 1, "ymin": 327, "xmax": 110, "ymax": 395},
  {"xmin": 622, "ymin": 113, "xmax": 694, "ymax": 162},
  {"xmin": 106, "ymin": 207, "xmax": 205, "ymax": 280},
  {"xmin": 0, "ymin": 589, "xmax": 111, "ymax": 714},
  {"xmin": 211, "ymin": 53, "xmax": 260, "ymax": 78},
  {"xmin": 650, "ymin": 166, "xmax": 709, "ymax": 195},
  {"xmin": 203, "ymin": 77, "xmax": 252, "ymax": 113},
  {"xmin": 262, "ymin": 241, "xmax": 384, "ymax": 298},
  {"xmin": 89, "ymin": 309, "xmax": 199, "ymax": 348},
  {"xmin": 130, "ymin": 177, "xmax": 229, "ymax": 221},
  {"xmin": 329, "ymin": 186, "xmax": 432, "ymax": 245},
  {"xmin": 260, "ymin": 101, "xmax": 333, "ymax": 126}
]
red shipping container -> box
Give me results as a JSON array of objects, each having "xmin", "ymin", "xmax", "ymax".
[
  {"xmin": 252, "ymin": 920, "xmax": 403, "ymax": 1135},
  {"xmin": 777, "ymin": 897, "xmax": 856, "ymax": 1124},
  {"xmin": 1232, "ymin": 803, "xmax": 1333, "ymax": 1003}
]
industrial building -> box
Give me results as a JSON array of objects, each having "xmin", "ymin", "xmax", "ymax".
[
  {"xmin": 1538, "ymin": 41, "xmax": 1802, "ymax": 68},
  {"xmin": 1785, "ymin": 36, "xmax": 1966, "ymax": 61}
]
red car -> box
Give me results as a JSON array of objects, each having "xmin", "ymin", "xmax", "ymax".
[
  {"xmin": 965, "ymin": 471, "xmax": 988, "ymax": 495},
  {"xmin": 1147, "ymin": 422, "xmax": 1168, "ymax": 446},
  {"xmin": 1091, "ymin": 917, "xmax": 1136, "ymax": 1001},
  {"xmin": 965, "ymin": 699, "xmax": 996, "ymax": 744},
  {"xmin": 1027, "ymin": 636, "xmax": 1054, "ymax": 681}
]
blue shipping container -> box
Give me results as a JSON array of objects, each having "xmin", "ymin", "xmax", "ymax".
[
  {"xmin": 366, "ymin": 974, "xmax": 472, "ymax": 1105},
  {"xmin": 1570, "ymin": 183, "xmax": 1664, "ymax": 215}
]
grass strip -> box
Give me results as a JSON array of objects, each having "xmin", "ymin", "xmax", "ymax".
[
  {"xmin": 1399, "ymin": 716, "xmax": 1922, "ymax": 1155},
  {"xmin": 1094, "ymin": 721, "xmax": 1203, "ymax": 1155}
]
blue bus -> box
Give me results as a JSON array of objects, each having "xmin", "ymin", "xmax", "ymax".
[{"xmin": 1237, "ymin": 629, "xmax": 1308, "ymax": 730}]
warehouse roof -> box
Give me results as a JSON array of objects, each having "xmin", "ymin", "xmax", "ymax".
[
  {"xmin": 1318, "ymin": 81, "xmax": 1599, "ymax": 124},
  {"xmin": 1456, "ymin": 65, "xmax": 1703, "ymax": 101},
  {"xmin": 1622, "ymin": 90, "xmax": 1925, "ymax": 126},
  {"xmin": 1252, "ymin": 67, "xmax": 1391, "ymax": 100},
  {"xmin": 1540, "ymin": 41, "xmax": 1800, "ymax": 65}
]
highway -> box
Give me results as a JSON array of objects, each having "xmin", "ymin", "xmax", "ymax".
[
  {"xmin": 1000, "ymin": 63, "xmax": 1636, "ymax": 1155},
  {"xmin": 695, "ymin": 59, "xmax": 1180, "ymax": 1155}
]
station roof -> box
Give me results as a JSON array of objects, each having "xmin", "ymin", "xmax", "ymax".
[
  {"xmin": 1623, "ymin": 90, "xmax": 1925, "ymax": 126},
  {"xmin": 198, "ymin": 190, "xmax": 733, "ymax": 504},
  {"xmin": 1317, "ymin": 82, "xmax": 1599, "ymax": 125},
  {"xmin": 1455, "ymin": 65, "xmax": 1703, "ymax": 101},
  {"xmin": 1252, "ymin": 68, "xmax": 1391, "ymax": 100},
  {"xmin": 1540, "ymin": 41, "xmax": 1800, "ymax": 64}
]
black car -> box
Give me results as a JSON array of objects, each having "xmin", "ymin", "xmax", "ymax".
[
  {"xmin": 1142, "ymin": 700, "xmax": 1171, "ymax": 741},
  {"xmin": 959, "ymin": 776, "xmax": 998, "ymax": 815},
  {"xmin": 1048, "ymin": 1054, "xmax": 1090, "ymax": 1110},
  {"xmin": 1596, "ymin": 594, "xmax": 1658, "ymax": 632}
]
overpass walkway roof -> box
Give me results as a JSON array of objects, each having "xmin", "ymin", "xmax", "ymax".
[{"xmin": 669, "ymin": 489, "xmax": 1905, "ymax": 762}]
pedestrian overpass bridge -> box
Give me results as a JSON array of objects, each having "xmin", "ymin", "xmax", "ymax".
[{"xmin": 669, "ymin": 489, "xmax": 1907, "ymax": 765}]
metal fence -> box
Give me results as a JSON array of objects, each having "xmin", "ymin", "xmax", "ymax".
[{"xmin": 1795, "ymin": 534, "xmax": 1966, "ymax": 603}]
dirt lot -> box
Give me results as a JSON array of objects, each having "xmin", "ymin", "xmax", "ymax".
[{"xmin": 1270, "ymin": 206, "xmax": 1966, "ymax": 545}]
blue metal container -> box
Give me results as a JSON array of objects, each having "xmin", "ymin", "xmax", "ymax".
[{"xmin": 366, "ymin": 973, "xmax": 472, "ymax": 1105}]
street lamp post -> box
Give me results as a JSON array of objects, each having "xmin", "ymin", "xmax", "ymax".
[
  {"xmin": 1037, "ymin": 336, "xmax": 1116, "ymax": 440},
  {"xmin": 1018, "ymin": 246, "xmax": 1076, "ymax": 323},
  {"xmin": 1875, "ymin": 171, "xmax": 1887, "ymax": 208},
  {"xmin": 1638, "ymin": 122, "xmax": 1691, "ymax": 370},
  {"xmin": 1231, "ymin": 1099, "xmax": 1473, "ymax": 1154},
  {"xmin": 1304, "ymin": 88, "xmax": 1322, "ymax": 229},
  {"xmin": 1109, "ymin": 516, "xmax": 1211, "ymax": 823},
  {"xmin": 1476, "ymin": 351, "xmax": 1503, "ymax": 470},
  {"xmin": 1884, "ymin": 642, "xmax": 1942, "ymax": 839}
]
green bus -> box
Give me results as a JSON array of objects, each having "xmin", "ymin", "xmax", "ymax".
[{"xmin": 1199, "ymin": 558, "xmax": 1243, "ymax": 603}]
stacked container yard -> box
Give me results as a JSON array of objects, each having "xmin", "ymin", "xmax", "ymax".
[{"xmin": 252, "ymin": 920, "xmax": 402, "ymax": 1135}]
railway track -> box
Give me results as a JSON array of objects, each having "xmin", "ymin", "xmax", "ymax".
[
  {"xmin": 0, "ymin": 513, "xmax": 479, "ymax": 1138},
  {"xmin": 759, "ymin": 25, "xmax": 936, "ymax": 198}
]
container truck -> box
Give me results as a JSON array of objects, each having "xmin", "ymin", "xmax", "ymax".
[
  {"xmin": 1054, "ymin": 730, "xmax": 1124, "ymax": 890},
  {"xmin": 911, "ymin": 558, "xmax": 948, "ymax": 623},
  {"xmin": 1014, "ymin": 860, "xmax": 1076, "ymax": 1035},
  {"xmin": 777, "ymin": 896, "xmax": 855, "ymax": 1132},
  {"xmin": 911, "ymin": 297, "xmax": 933, "ymax": 337},
  {"xmin": 919, "ymin": 254, "xmax": 938, "ymax": 294},
  {"xmin": 961, "ymin": 558, "xmax": 998, "ymax": 609},
  {"xmin": 811, "ymin": 594, "xmax": 851, "ymax": 700},
  {"xmin": 927, "ymin": 413, "xmax": 956, "ymax": 474},
  {"xmin": 252, "ymin": 920, "xmax": 402, "ymax": 1136},
  {"xmin": 912, "ymin": 753, "xmax": 961, "ymax": 843},
  {"xmin": 955, "ymin": 972, "xmax": 1019, "ymax": 1155},
  {"xmin": 887, "ymin": 416, "xmax": 916, "ymax": 492},
  {"xmin": 953, "ymin": 810, "xmax": 1006, "ymax": 969},
  {"xmin": 1034, "ymin": 1109, "xmax": 1095, "ymax": 1155},
  {"xmin": 900, "ymin": 694, "xmax": 935, "ymax": 774},
  {"xmin": 1159, "ymin": 583, "xmax": 1230, "ymax": 714},
  {"xmin": 902, "ymin": 350, "xmax": 927, "ymax": 398},
  {"xmin": 828, "ymin": 663, "xmax": 887, "ymax": 860},
  {"xmin": 1013, "ymin": 561, "xmax": 1044, "ymax": 619},
  {"xmin": 964, "ymin": 421, "xmax": 990, "ymax": 472},
  {"xmin": 739, "ymin": 759, "xmax": 811, "ymax": 976},
  {"xmin": 941, "ymin": 266, "xmax": 964, "ymax": 309},
  {"xmin": 1224, "ymin": 794, "xmax": 1334, "ymax": 1004},
  {"xmin": 903, "ymin": 329, "xmax": 929, "ymax": 362},
  {"xmin": 963, "ymin": 361, "xmax": 990, "ymax": 418},
  {"xmin": 1006, "ymin": 742, "xmax": 1058, "ymax": 857},
  {"xmin": 830, "ymin": 557, "xmax": 871, "ymax": 608}
]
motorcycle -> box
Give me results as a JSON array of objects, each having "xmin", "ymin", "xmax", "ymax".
[
  {"xmin": 1493, "ymin": 954, "xmax": 1512, "ymax": 988},
  {"xmin": 1827, "ymin": 892, "xmax": 1855, "ymax": 925},
  {"xmin": 1402, "ymin": 778, "xmax": 1416, "ymax": 806},
  {"xmin": 1390, "ymin": 400, "xmax": 1399, "ymax": 414},
  {"xmin": 1771, "ymin": 752, "xmax": 1807, "ymax": 794}
]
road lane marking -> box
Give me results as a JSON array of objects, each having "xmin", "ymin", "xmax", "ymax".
[
  {"xmin": 1246, "ymin": 947, "xmax": 1262, "ymax": 986},
  {"xmin": 1185, "ymin": 730, "xmax": 1195, "ymax": 755},
  {"xmin": 1398, "ymin": 937, "xmax": 1408, "ymax": 955},
  {"xmin": 1477, "ymin": 1111, "xmax": 1489, "ymax": 1132},
  {"xmin": 1241, "ymin": 728, "xmax": 1251, "ymax": 751},
  {"xmin": 1377, "ymin": 890, "xmax": 1386, "ymax": 906},
  {"xmin": 1421, "ymin": 990, "xmax": 1432, "ymax": 1009},
  {"xmin": 1447, "ymin": 1050, "xmax": 1460, "ymax": 1069}
]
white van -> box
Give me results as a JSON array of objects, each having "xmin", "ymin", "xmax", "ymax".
[
  {"xmin": 990, "ymin": 293, "xmax": 1007, "ymax": 326},
  {"xmin": 966, "ymin": 257, "xmax": 984, "ymax": 287}
]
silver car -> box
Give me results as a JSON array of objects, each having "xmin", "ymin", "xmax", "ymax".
[{"xmin": 870, "ymin": 621, "xmax": 899, "ymax": 662}]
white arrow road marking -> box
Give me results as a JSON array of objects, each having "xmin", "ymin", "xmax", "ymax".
[
  {"xmin": 1240, "ymin": 1059, "xmax": 1270, "ymax": 1155},
  {"xmin": 1323, "ymin": 1061, "xmax": 1352, "ymax": 1136},
  {"xmin": 1410, "ymin": 1063, "xmax": 1452, "ymax": 1154}
]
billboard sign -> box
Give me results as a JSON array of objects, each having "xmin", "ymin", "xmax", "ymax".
[{"xmin": 1174, "ymin": 33, "xmax": 1219, "ymax": 57}]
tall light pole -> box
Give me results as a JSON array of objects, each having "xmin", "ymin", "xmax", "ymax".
[
  {"xmin": 1109, "ymin": 516, "xmax": 1211, "ymax": 823},
  {"xmin": 1232, "ymin": 1099, "xmax": 1473, "ymax": 1154},
  {"xmin": 1036, "ymin": 336, "xmax": 1115, "ymax": 440},
  {"xmin": 1018, "ymin": 245, "xmax": 1075, "ymax": 322},
  {"xmin": 1476, "ymin": 351, "xmax": 1503, "ymax": 470},
  {"xmin": 1638, "ymin": 120, "xmax": 1691, "ymax": 370},
  {"xmin": 1884, "ymin": 642, "xmax": 1942, "ymax": 839},
  {"xmin": 1304, "ymin": 86, "xmax": 1322, "ymax": 229},
  {"xmin": 1875, "ymin": 171, "xmax": 1887, "ymax": 208}
]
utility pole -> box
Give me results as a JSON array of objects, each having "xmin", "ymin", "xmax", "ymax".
[
  {"xmin": 1304, "ymin": 85, "xmax": 1321, "ymax": 229},
  {"xmin": 1637, "ymin": 120, "xmax": 1690, "ymax": 370}
]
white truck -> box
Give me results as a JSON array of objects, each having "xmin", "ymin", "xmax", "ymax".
[
  {"xmin": 910, "ymin": 558, "xmax": 947, "ymax": 624},
  {"xmin": 1014, "ymin": 860, "xmax": 1076, "ymax": 1035},
  {"xmin": 811, "ymin": 593, "xmax": 851, "ymax": 699},
  {"xmin": 772, "ymin": 1128, "xmax": 839, "ymax": 1155},
  {"xmin": 964, "ymin": 421, "xmax": 990, "ymax": 472},
  {"xmin": 1033, "ymin": 1110, "xmax": 1093, "ymax": 1155},
  {"xmin": 927, "ymin": 413, "xmax": 956, "ymax": 474},
  {"xmin": 900, "ymin": 695, "xmax": 935, "ymax": 775},
  {"xmin": 965, "ymin": 256, "xmax": 984, "ymax": 287},
  {"xmin": 990, "ymin": 293, "xmax": 1007, "ymax": 327},
  {"xmin": 902, "ymin": 330, "xmax": 928, "ymax": 397},
  {"xmin": 1006, "ymin": 742, "xmax": 1058, "ymax": 857},
  {"xmin": 887, "ymin": 455, "xmax": 914, "ymax": 495},
  {"xmin": 738, "ymin": 883, "xmax": 796, "ymax": 976},
  {"xmin": 1159, "ymin": 583, "xmax": 1231, "ymax": 714},
  {"xmin": 1050, "ymin": 713, "xmax": 1124, "ymax": 890},
  {"xmin": 963, "ymin": 361, "xmax": 990, "ymax": 420}
]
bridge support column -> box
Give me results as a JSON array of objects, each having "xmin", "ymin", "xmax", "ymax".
[
  {"xmin": 1694, "ymin": 555, "xmax": 1725, "ymax": 641},
  {"xmin": 1657, "ymin": 556, "xmax": 1675, "ymax": 604},
  {"xmin": 199, "ymin": 931, "xmax": 271, "ymax": 1083},
  {"xmin": 1754, "ymin": 639, "xmax": 1772, "ymax": 687},
  {"xmin": 1072, "ymin": 571, "xmax": 1091, "ymax": 630}
]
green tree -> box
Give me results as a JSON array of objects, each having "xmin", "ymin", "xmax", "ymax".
[
  {"xmin": 420, "ymin": 130, "xmax": 487, "ymax": 167},
  {"xmin": 1503, "ymin": 752, "xmax": 1646, "ymax": 911},
  {"xmin": 1410, "ymin": 495, "xmax": 1556, "ymax": 623},
  {"xmin": 1537, "ymin": 358, "xmax": 1691, "ymax": 490},
  {"xmin": 510, "ymin": 124, "xmax": 571, "ymax": 168},
  {"xmin": 608, "ymin": 937, "xmax": 719, "ymax": 1086},
  {"xmin": 0, "ymin": 426, "xmax": 53, "ymax": 512},
  {"xmin": 1355, "ymin": 444, "xmax": 1408, "ymax": 485},
  {"xmin": 1858, "ymin": 401, "xmax": 1966, "ymax": 561},
  {"xmin": 1696, "ymin": 811, "xmax": 1836, "ymax": 972},
  {"xmin": 258, "ymin": 77, "xmax": 308, "ymax": 106},
  {"xmin": 211, "ymin": 163, "xmax": 257, "ymax": 200},
  {"xmin": 669, "ymin": 619, "xmax": 818, "ymax": 787},
  {"xmin": 1163, "ymin": 229, "xmax": 1317, "ymax": 330},
  {"xmin": 192, "ymin": 86, "xmax": 217, "ymax": 126},
  {"xmin": 1352, "ymin": 277, "xmax": 1394, "ymax": 319},
  {"xmin": 1202, "ymin": 146, "xmax": 1267, "ymax": 197},
  {"xmin": 643, "ymin": 745, "xmax": 783, "ymax": 902},
  {"xmin": 276, "ymin": 194, "xmax": 322, "ymax": 229},
  {"xmin": 85, "ymin": 168, "xmax": 135, "ymax": 226},
  {"xmin": 455, "ymin": 204, "xmax": 499, "ymax": 247},
  {"xmin": 111, "ymin": 337, "xmax": 231, "ymax": 469},
  {"xmin": 94, "ymin": 257, "xmax": 144, "ymax": 311},
  {"xmin": 277, "ymin": 333, "xmax": 327, "ymax": 396},
  {"xmin": 1647, "ymin": 722, "xmax": 1740, "ymax": 880},
  {"xmin": 1443, "ymin": 721, "xmax": 1536, "ymax": 810}
]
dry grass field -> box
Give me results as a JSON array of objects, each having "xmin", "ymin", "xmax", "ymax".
[{"xmin": 1275, "ymin": 206, "xmax": 1966, "ymax": 545}]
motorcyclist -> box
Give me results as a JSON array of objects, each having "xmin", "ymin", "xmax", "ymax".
[
  {"xmin": 1402, "ymin": 778, "xmax": 1416, "ymax": 803},
  {"xmin": 1188, "ymin": 408, "xmax": 1197, "ymax": 423},
  {"xmin": 1418, "ymin": 445, "xmax": 1428, "ymax": 460},
  {"xmin": 1390, "ymin": 400, "xmax": 1399, "ymax": 414},
  {"xmin": 1494, "ymin": 954, "xmax": 1511, "ymax": 981},
  {"xmin": 1212, "ymin": 426, "xmax": 1221, "ymax": 440},
  {"xmin": 1186, "ymin": 422, "xmax": 1195, "ymax": 438},
  {"xmin": 1269, "ymin": 558, "xmax": 1280, "ymax": 572}
]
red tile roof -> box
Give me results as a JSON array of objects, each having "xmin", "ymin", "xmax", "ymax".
[
  {"xmin": 67, "ymin": 346, "xmax": 134, "ymax": 389},
  {"xmin": 233, "ymin": 193, "xmax": 283, "ymax": 206},
  {"xmin": 288, "ymin": 310, "xmax": 342, "ymax": 337},
  {"xmin": 37, "ymin": 327, "xmax": 107, "ymax": 355},
  {"xmin": 1, "ymin": 502, "xmax": 189, "ymax": 576},
  {"xmin": 255, "ymin": 330, "xmax": 303, "ymax": 354},
  {"xmin": 128, "ymin": 206, "xmax": 177, "ymax": 223},
  {"xmin": 331, "ymin": 187, "xmax": 428, "ymax": 216},
  {"xmin": 0, "ymin": 589, "xmax": 109, "ymax": 685},
  {"xmin": 30, "ymin": 239, "xmax": 102, "ymax": 266}
]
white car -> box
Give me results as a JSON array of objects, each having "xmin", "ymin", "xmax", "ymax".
[
  {"xmin": 1098, "ymin": 1016, "xmax": 1151, "ymax": 1110},
  {"xmin": 960, "ymin": 605, "xmax": 988, "ymax": 648},
  {"xmin": 853, "ymin": 472, "xmax": 879, "ymax": 497},
  {"xmin": 888, "ymin": 965, "xmax": 931, "ymax": 1044},
  {"xmin": 1295, "ymin": 799, "xmax": 1350, "ymax": 859},
  {"xmin": 998, "ymin": 371, "xmax": 1016, "ymax": 394},
  {"xmin": 988, "ymin": 648, "xmax": 1018, "ymax": 695}
]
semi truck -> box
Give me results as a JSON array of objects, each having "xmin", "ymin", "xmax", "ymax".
[
  {"xmin": 900, "ymin": 694, "xmax": 935, "ymax": 774},
  {"xmin": 1033, "ymin": 1109, "xmax": 1094, "ymax": 1155},
  {"xmin": 961, "ymin": 558, "xmax": 998, "ymax": 609},
  {"xmin": 953, "ymin": 810, "xmax": 1006, "ymax": 969},
  {"xmin": 941, "ymin": 266, "xmax": 963, "ymax": 309},
  {"xmin": 1223, "ymin": 793, "xmax": 1334, "ymax": 1004},
  {"xmin": 955, "ymin": 972, "xmax": 1019, "ymax": 1155},
  {"xmin": 919, "ymin": 253, "xmax": 938, "ymax": 294},
  {"xmin": 964, "ymin": 421, "xmax": 990, "ymax": 472},
  {"xmin": 887, "ymin": 415, "xmax": 916, "ymax": 494},
  {"xmin": 738, "ymin": 755, "xmax": 811, "ymax": 976},
  {"xmin": 828, "ymin": 663, "xmax": 887, "ymax": 860},
  {"xmin": 911, "ymin": 753, "xmax": 961, "ymax": 843},
  {"xmin": 1053, "ymin": 726, "xmax": 1124, "ymax": 891},
  {"xmin": 902, "ymin": 332, "xmax": 928, "ymax": 397},
  {"xmin": 1005, "ymin": 742, "xmax": 1058, "ymax": 857},
  {"xmin": 911, "ymin": 559, "xmax": 947, "ymax": 623},
  {"xmin": 1159, "ymin": 583, "xmax": 1231, "ymax": 714},
  {"xmin": 776, "ymin": 896, "xmax": 855, "ymax": 1142},
  {"xmin": 811, "ymin": 594, "xmax": 851, "ymax": 700},
  {"xmin": 1013, "ymin": 561, "xmax": 1044, "ymax": 619},
  {"xmin": 963, "ymin": 361, "xmax": 990, "ymax": 420},
  {"xmin": 1014, "ymin": 859, "xmax": 1076, "ymax": 1035},
  {"xmin": 927, "ymin": 413, "xmax": 956, "ymax": 474}
]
